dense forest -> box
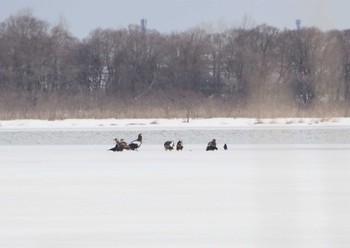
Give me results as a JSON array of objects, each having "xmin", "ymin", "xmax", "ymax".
[{"xmin": 1, "ymin": 10, "xmax": 350, "ymax": 119}]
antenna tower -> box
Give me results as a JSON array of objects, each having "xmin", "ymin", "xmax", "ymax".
[
  {"xmin": 296, "ymin": 19, "xmax": 301, "ymax": 30},
  {"xmin": 141, "ymin": 18, "xmax": 147, "ymax": 32}
]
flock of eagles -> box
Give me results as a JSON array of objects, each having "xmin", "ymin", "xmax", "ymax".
[{"xmin": 109, "ymin": 133, "xmax": 228, "ymax": 152}]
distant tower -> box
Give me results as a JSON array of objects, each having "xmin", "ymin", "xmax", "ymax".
[
  {"xmin": 141, "ymin": 18, "xmax": 147, "ymax": 32},
  {"xmin": 296, "ymin": 19, "xmax": 302, "ymax": 30}
]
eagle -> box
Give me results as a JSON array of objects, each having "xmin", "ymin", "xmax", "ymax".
[
  {"xmin": 128, "ymin": 133, "xmax": 142, "ymax": 150},
  {"xmin": 119, "ymin": 139, "xmax": 129, "ymax": 151},
  {"xmin": 109, "ymin": 138, "xmax": 124, "ymax": 152},
  {"xmin": 206, "ymin": 139, "xmax": 218, "ymax": 151},
  {"xmin": 164, "ymin": 141, "xmax": 175, "ymax": 151},
  {"xmin": 176, "ymin": 140, "xmax": 184, "ymax": 151}
]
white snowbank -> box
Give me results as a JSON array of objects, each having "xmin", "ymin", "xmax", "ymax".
[{"xmin": 0, "ymin": 117, "xmax": 350, "ymax": 130}]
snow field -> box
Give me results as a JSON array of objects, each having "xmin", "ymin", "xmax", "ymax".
[{"xmin": 0, "ymin": 145, "xmax": 350, "ymax": 247}]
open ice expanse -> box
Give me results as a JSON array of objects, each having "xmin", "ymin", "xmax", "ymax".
[
  {"xmin": 2, "ymin": 118, "xmax": 350, "ymax": 145},
  {"xmin": 1, "ymin": 118, "xmax": 350, "ymax": 247},
  {"xmin": 2, "ymin": 117, "xmax": 350, "ymax": 130}
]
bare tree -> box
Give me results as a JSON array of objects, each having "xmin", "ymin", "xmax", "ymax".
[
  {"xmin": 123, "ymin": 25, "xmax": 164, "ymax": 99},
  {"xmin": 281, "ymin": 28, "xmax": 321, "ymax": 108},
  {"xmin": 221, "ymin": 28, "xmax": 252, "ymax": 105},
  {"xmin": 163, "ymin": 28, "xmax": 209, "ymax": 93},
  {"xmin": 336, "ymin": 29, "xmax": 350, "ymax": 115},
  {"xmin": 245, "ymin": 24, "xmax": 279, "ymax": 117},
  {"xmin": 1, "ymin": 10, "xmax": 350, "ymax": 119},
  {"xmin": 205, "ymin": 31, "xmax": 227, "ymax": 96},
  {"xmin": 0, "ymin": 10, "xmax": 50, "ymax": 92},
  {"xmin": 48, "ymin": 22, "xmax": 79, "ymax": 93}
]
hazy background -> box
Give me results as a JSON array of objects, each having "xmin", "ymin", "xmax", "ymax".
[{"xmin": 1, "ymin": 0, "xmax": 349, "ymax": 39}]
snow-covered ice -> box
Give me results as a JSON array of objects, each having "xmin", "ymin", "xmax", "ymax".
[
  {"xmin": 1, "ymin": 117, "xmax": 350, "ymax": 130},
  {"xmin": 1, "ymin": 118, "xmax": 350, "ymax": 145},
  {"xmin": 0, "ymin": 118, "xmax": 350, "ymax": 247}
]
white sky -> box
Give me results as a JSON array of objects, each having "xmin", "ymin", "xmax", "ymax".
[{"xmin": 1, "ymin": 0, "xmax": 349, "ymax": 39}]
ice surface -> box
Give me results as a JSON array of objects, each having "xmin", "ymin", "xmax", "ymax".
[
  {"xmin": 1, "ymin": 118, "xmax": 350, "ymax": 247},
  {"xmin": 1, "ymin": 144, "xmax": 350, "ymax": 248},
  {"xmin": 2, "ymin": 118, "xmax": 350, "ymax": 145},
  {"xmin": 1, "ymin": 117, "xmax": 350, "ymax": 130}
]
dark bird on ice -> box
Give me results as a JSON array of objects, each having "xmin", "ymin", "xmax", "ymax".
[
  {"xmin": 164, "ymin": 141, "xmax": 175, "ymax": 151},
  {"xmin": 128, "ymin": 133, "xmax": 143, "ymax": 150},
  {"xmin": 223, "ymin": 143, "xmax": 228, "ymax": 150},
  {"xmin": 109, "ymin": 138, "xmax": 124, "ymax": 152},
  {"xmin": 119, "ymin": 139, "xmax": 130, "ymax": 151},
  {"xmin": 109, "ymin": 139, "xmax": 119, "ymax": 152},
  {"xmin": 176, "ymin": 140, "xmax": 184, "ymax": 151},
  {"xmin": 206, "ymin": 139, "xmax": 218, "ymax": 151}
]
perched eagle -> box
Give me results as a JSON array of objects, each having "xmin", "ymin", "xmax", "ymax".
[
  {"xmin": 119, "ymin": 139, "xmax": 129, "ymax": 151},
  {"xmin": 109, "ymin": 138, "xmax": 125, "ymax": 152},
  {"xmin": 176, "ymin": 140, "xmax": 184, "ymax": 151},
  {"xmin": 206, "ymin": 139, "xmax": 218, "ymax": 151},
  {"xmin": 129, "ymin": 133, "xmax": 142, "ymax": 150},
  {"xmin": 164, "ymin": 141, "xmax": 175, "ymax": 151}
]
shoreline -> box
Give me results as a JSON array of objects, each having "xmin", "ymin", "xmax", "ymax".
[{"xmin": 1, "ymin": 117, "xmax": 350, "ymax": 130}]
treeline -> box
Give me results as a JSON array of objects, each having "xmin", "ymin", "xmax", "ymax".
[{"xmin": 1, "ymin": 10, "xmax": 350, "ymax": 119}]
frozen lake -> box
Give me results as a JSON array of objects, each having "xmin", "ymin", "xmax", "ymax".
[
  {"xmin": 1, "ymin": 126, "xmax": 350, "ymax": 145},
  {"xmin": 0, "ymin": 123, "xmax": 350, "ymax": 247}
]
